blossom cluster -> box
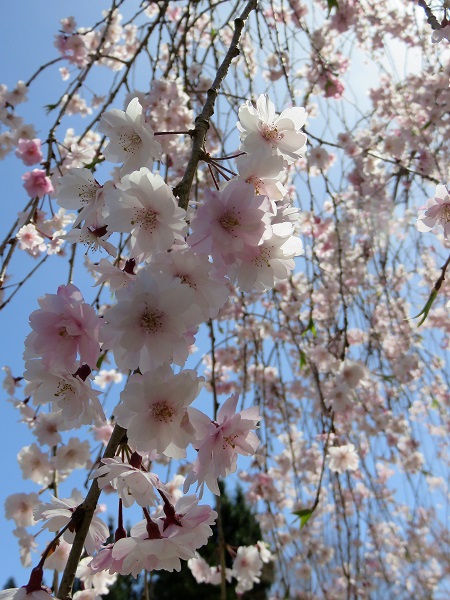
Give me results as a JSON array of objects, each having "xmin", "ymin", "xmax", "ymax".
[
  {"xmin": 2, "ymin": 2, "xmax": 450, "ymax": 598},
  {"xmin": 4, "ymin": 88, "xmax": 307, "ymax": 597}
]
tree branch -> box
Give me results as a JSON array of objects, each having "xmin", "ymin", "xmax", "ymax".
[
  {"xmin": 173, "ymin": 0, "xmax": 258, "ymax": 210},
  {"xmin": 57, "ymin": 423, "xmax": 127, "ymax": 600}
]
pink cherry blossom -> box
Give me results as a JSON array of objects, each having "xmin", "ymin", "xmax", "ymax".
[
  {"xmin": 34, "ymin": 491, "xmax": 109, "ymax": 555},
  {"xmin": 161, "ymin": 247, "xmax": 230, "ymax": 320},
  {"xmin": 15, "ymin": 138, "xmax": 43, "ymax": 166},
  {"xmin": 103, "ymin": 168, "xmax": 187, "ymax": 259},
  {"xmin": 24, "ymin": 359, "xmax": 105, "ymax": 427},
  {"xmin": 5, "ymin": 492, "xmax": 39, "ymax": 527},
  {"xmin": 24, "ymin": 283, "xmax": 101, "ymax": 372},
  {"xmin": 235, "ymin": 149, "xmax": 287, "ymax": 200},
  {"xmin": 110, "ymin": 534, "xmax": 193, "ymax": 576},
  {"xmin": 93, "ymin": 455, "xmax": 164, "ymax": 508},
  {"xmin": 232, "ymin": 545, "xmax": 263, "ymax": 594},
  {"xmin": 113, "ymin": 366, "xmax": 207, "ymax": 457},
  {"xmin": 328, "ymin": 443, "xmax": 359, "ymax": 474},
  {"xmin": 16, "ymin": 224, "xmax": 46, "ymax": 256},
  {"xmin": 56, "ymin": 168, "xmax": 104, "ymax": 227},
  {"xmin": 229, "ymin": 226, "xmax": 304, "ymax": 292},
  {"xmin": 188, "ymin": 180, "xmax": 273, "ymax": 271},
  {"xmin": 14, "ymin": 527, "xmax": 38, "ymax": 568},
  {"xmin": 17, "ymin": 444, "xmax": 53, "ymax": 486},
  {"xmin": 22, "ymin": 169, "xmax": 54, "ymax": 199},
  {"xmin": 76, "ymin": 557, "xmax": 117, "ymax": 595},
  {"xmin": 92, "ymin": 258, "xmax": 136, "ymax": 292},
  {"xmin": 417, "ymin": 184, "xmax": 450, "ymax": 238},
  {"xmin": 101, "ymin": 268, "xmax": 199, "ymax": 372},
  {"xmin": 184, "ymin": 393, "xmax": 261, "ymax": 495}
]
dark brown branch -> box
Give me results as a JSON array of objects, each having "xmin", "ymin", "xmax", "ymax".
[
  {"xmin": 173, "ymin": 0, "xmax": 258, "ymax": 210},
  {"xmin": 57, "ymin": 423, "xmax": 127, "ymax": 600}
]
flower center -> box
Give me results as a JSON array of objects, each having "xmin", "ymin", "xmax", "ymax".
[
  {"xmin": 246, "ymin": 175, "xmax": 264, "ymax": 195},
  {"xmin": 118, "ymin": 129, "xmax": 142, "ymax": 153},
  {"xmin": 140, "ymin": 308, "xmax": 163, "ymax": 333},
  {"xmin": 132, "ymin": 208, "xmax": 158, "ymax": 230},
  {"xmin": 252, "ymin": 247, "xmax": 271, "ymax": 268},
  {"xmin": 439, "ymin": 204, "xmax": 450, "ymax": 224},
  {"xmin": 54, "ymin": 381, "xmax": 76, "ymax": 402},
  {"xmin": 260, "ymin": 123, "xmax": 283, "ymax": 142},
  {"xmin": 220, "ymin": 210, "xmax": 240, "ymax": 231},
  {"xmin": 78, "ymin": 184, "xmax": 97, "ymax": 203},
  {"xmin": 222, "ymin": 434, "xmax": 238, "ymax": 449},
  {"xmin": 151, "ymin": 401, "xmax": 174, "ymax": 422}
]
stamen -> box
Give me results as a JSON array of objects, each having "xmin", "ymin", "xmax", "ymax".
[{"xmin": 140, "ymin": 308, "xmax": 163, "ymax": 333}]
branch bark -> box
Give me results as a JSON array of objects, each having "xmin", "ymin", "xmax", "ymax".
[
  {"xmin": 57, "ymin": 423, "xmax": 127, "ymax": 600},
  {"xmin": 173, "ymin": 0, "xmax": 258, "ymax": 210}
]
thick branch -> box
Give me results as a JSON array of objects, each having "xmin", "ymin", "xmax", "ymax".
[
  {"xmin": 173, "ymin": 0, "xmax": 258, "ymax": 210},
  {"xmin": 57, "ymin": 423, "xmax": 127, "ymax": 600},
  {"xmin": 417, "ymin": 0, "xmax": 442, "ymax": 30}
]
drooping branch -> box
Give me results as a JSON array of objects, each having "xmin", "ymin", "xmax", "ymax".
[
  {"xmin": 173, "ymin": 0, "xmax": 258, "ymax": 210},
  {"xmin": 57, "ymin": 423, "xmax": 127, "ymax": 600}
]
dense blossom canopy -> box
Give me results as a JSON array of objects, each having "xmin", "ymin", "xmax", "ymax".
[{"xmin": 1, "ymin": 1, "xmax": 450, "ymax": 599}]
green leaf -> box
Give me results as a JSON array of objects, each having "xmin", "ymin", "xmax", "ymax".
[
  {"xmin": 96, "ymin": 352, "xmax": 106, "ymax": 370},
  {"xmin": 408, "ymin": 289, "xmax": 438, "ymax": 326},
  {"xmin": 326, "ymin": 0, "xmax": 339, "ymax": 17},
  {"xmin": 293, "ymin": 507, "xmax": 314, "ymax": 528},
  {"xmin": 299, "ymin": 350, "xmax": 307, "ymax": 369},
  {"xmin": 302, "ymin": 317, "xmax": 316, "ymax": 338},
  {"xmin": 44, "ymin": 103, "xmax": 59, "ymax": 114},
  {"xmin": 431, "ymin": 396, "xmax": 440, "ymax": 410},
  {"xmin": 82, "ymin": 156, "xmax": 104, "ymax": 170}
]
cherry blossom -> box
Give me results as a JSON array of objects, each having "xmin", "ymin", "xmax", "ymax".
[
  {"xmin": 22, "ymin": 170, "xmax": 54, "ymax": 199},
  {"xmin": 184, "ymin": 393, "xmax": 261, "ymax": 495},
  {"xmin": 235, "ymin": 149, "xmax": 287, "ymax": 200},
  {"xmin": 229, "ymin": 226, "xmax": 304, "ymax": 292},
  {"xmin": 5, "ymin": 493, "xmax": 39, "ymax": 527},
  {"xmin": 76, "ymin": 557, "xmax": 117, "ymax": 595},
  {"xmin": 113, "ymin": 367, "xmax": 207, "ymax": 457},
  {"xmin": 15, "ymin": 139, "xmax": 43, "ymax": 166},
  {"xmin": 328, "ymin": 443, "xmax": 359, "ymax": 474},
  {"xmin": 34, "ymin": 491, "xmax": 109, "ymax": 555},
  {"xmin": 237, "ymin": 93, "xmax": 307, "ymax": 163},
  {"xmin": 417, "ymin": 184, "xmax": 450, "ymax": 239},
  {"xmin": 232, "ymin": 545, "xmax": 264, "ymax": 594},
  {"xmin": 24, "ymin": 284, "xmax": 101, "ymax": 372},
  {"xmin": 24, "ymin": 359, "xmax": 105, "ymax": 427},
  {"xmin": 16, "ymin": 224, "xmax": 46, "ymax": 256},
  {"xmin": 92, "ymin": 455, "xmax": 164, "ymax": 508},
  {"xmin": 56, "ymin": 168, "xmax": 104, "ymax": 227},
  {"xmin": 188, "ymin": 180, "xmax": 273, "ymax": 271},
  {"xmin": 98, "ymin": 97, "xmax": 162, "ymax": 175},
  {"xmin": 103, "ymin": 167, "xmax": 187, "ymax": 259},
  {"xmin": 101, "ymin": 268, "xmax": 199, "ymax": 372}
]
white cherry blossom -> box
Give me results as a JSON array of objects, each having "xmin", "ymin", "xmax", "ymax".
[
  {"xmin": 237, "ymin": 94, "xmax": 307, "ymax": 163},
  {"xmin": 98, "ymin": 98, "xmax": 162, "ymax": 175}
]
